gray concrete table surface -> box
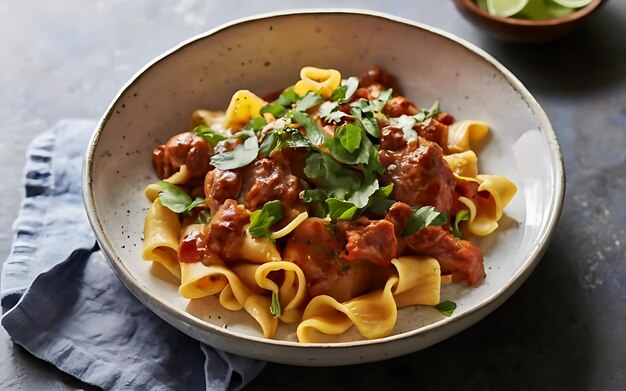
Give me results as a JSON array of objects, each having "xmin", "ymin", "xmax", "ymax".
[{"xmin": 1, "ymin": 0, "xmax": 624, "ymax": 390}]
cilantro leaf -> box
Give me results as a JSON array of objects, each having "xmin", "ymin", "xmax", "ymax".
[
  {"xmin": 270, "ymin": 290, "xmax": 282, "ymax": 318},
  {"xmin": 192, "ymin": 125, "xmax": 227, "ymax": 147},
  {"xmin": 244, "ymin": 116, "xmax": 268, "ymax": 132},
  {"xmin": 259, "ymin": 127, "xmax": 312, "ymax": 156},
  {"xmin": 157, "ymin": 181, "xmax": 206, "ymax": 214},
  {"xmin": 210, "ymin": 135, "xmax": 259, "ymax": 170},
  {"xmin": 434, "ymin": 300, "xmax": 457, "ymax": 317},
  {"xmin": 275, "ymin": 87, "xmax": 299, "ymax": 107},
  {"xmin": 248, "ymin": 200, "xmax": 283, "ymax": 239},
  {"xmin": 260, "ymin": 87, "xmax": 300, "ymax": 119},
  {"xmin": 319, "ymin": 101, "xmax": 348, "ymax": 123},
  {"xmin": 414, "ymin": 100, "xmax": 441, "ymax": 123},
  {"xmin": 302, "ymin": 188, "xmax": 328, "ymax": 203},
  {"xmin": 326, "ymin": 198, "xmax": 359, "ymax": 220},
  {"xmin": 291, "ymin": 111, "xmax": 326, "ymax": 146},
  {"xmin": 337, "ymin": 123, "xmax": 361, "ymax": 153},
  {"xmin": 294, "ymin": 91, "xmax": 323, "ymax": 112},
  {"xmin": 366, "ymin": 183, "xmax": 395, "ymax": 215},
  {"xmin": 303, "ymin": 152, "xmax": 361, "ymax": 200},
  {"xmin": 401, "ymin": 206, "xmax": 448, "ymax": 236},
  {"xmin": 452, "ymin": 209, "xmax": 471, "ymax": 239},
  {"xmin": 330, "ymin": 77, "xmax": 359, "ymax": 102},
  {"xmin": 260, "ymin": 103, "xmax": 287, "ymax": 118},
  {"xmin": 347, "ymin": 174, "xmax": 379, "ymax": 208}
]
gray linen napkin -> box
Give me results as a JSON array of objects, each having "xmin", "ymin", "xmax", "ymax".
[{"xmin": 0, "ymin": 120, "xmax": 266, "ymax": 390}]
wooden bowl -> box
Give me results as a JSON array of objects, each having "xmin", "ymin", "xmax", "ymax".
[{"xmin": 452, "ymin": 0, "xmax": 605, "ymax": 43}]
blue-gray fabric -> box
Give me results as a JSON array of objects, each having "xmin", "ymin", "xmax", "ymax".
[{"xmin": 0, "ymin": 120, "xmax": 266, "ymax": 390}]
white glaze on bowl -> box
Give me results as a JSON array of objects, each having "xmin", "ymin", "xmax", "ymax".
[{"xmin": 83, "ymin": 9, "xmax": 565, "ymax": 366}]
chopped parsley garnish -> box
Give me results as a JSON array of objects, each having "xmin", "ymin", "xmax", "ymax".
[
  {"xmin": 248, "ymin": 200, "xmax": 283, "ymax": 239},
  {"xmin": 259, "ymin": 126, "xmax": 312, "ymax": 156},
  {"xmin": 270, "ymin": 290, "xmax": 282, "ymax": 318},
  {"xmin": 210, "ymin": 131, "xmax": 259, "ymax": 170},
  {"xmin": 434, "ymin": 300, "xmax": 457, "ymax": 317},
  {"xmin": 452, "ymin": 209, "xmax": 471, "ymax": 239},
  {"xmin": 401, "ymin": 206, "xmax": 448, "ymax": 236},
  {"xmin": 192, "ymin": 125, "xmax": 227, "ymax": 147},
  {"xmin": 157, "ymin": 181, "xmax": 206, "ymax": 214},
  {"xmin": 330, "ymin": 76, "xmax": 359, "ymax": 103},
  {"xmin": 294, "ymin": 91, "xmax": 323, "ymax": 112},
  {"xmin": 291, "ymin": 111, "xmax": 326, "ymax": 147}
]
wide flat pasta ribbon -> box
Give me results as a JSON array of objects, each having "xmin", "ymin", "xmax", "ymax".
[
  {"xmin": 296, "ymin": 256, "xmax": 442, "ymax": 343},
  {"xmin": 254, "ymin": 261, "xmax": 307, "ymax": 324},
  {"xmin": 443, "ymin": 150, "xmax": 478, "ymax": 178},
  {"xmin": 456, "ymin": 174, "xmax": 517, "ymax": 236},
  {"xmin": 142, "ymin": 198, "xmax": 182, "ymax": 279},
  {"xmin": 447, "ymin": 120, "xmax": 489, "ymax": 153}
]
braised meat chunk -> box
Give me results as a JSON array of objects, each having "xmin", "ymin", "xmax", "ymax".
[
  {"xmin": 379, "ymin": 137, "xmax": 456, "ymax": 213},
  {"xmin": 152, "ymin": 132, "xmax": 213, "ymax": 179}
]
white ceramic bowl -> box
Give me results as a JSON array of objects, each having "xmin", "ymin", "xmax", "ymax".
[{"xmin": 83, "ymin": 9, "xmax": 565, "ymax": 366}]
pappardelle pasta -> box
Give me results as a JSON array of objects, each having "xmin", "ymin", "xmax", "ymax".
[{"xmin": 143, "ymin": 65, "xmax": 517, "ymax": 343}]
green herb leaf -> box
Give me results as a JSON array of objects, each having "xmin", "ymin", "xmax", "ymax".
[
  {"xmin": 452, "ymin": 209, "xmax": 471, "ymax": 239},
  {"xmin": 295, "ymin": 91, "xmax": 323, "ymax": 112},
  {"xmin": 331, "ymin": 77, "xmax": 359, "ymax": 102},
  {"xmin": 260, "ymin": 103, "xmax": 288, "ymax": 118},
  {"xmin": 347, "ymin": 174, "xmax": 379, "ymax": 208},
  {"xmin": 275, "ymin": 87, "xmax": 299, "ymax": 107},
  {"xmin": 302, "ymin": 188, "xmax": 328, "ymax": 203},
  {"xmin": 192, "ymin": 125, "xmax": 227, "ymax": 147},
  {"xmin": 248, "ymin": 200, "xmax": 283, "ymax": 239},
  {"xmin": 291, "ymin": 111, "xmax": 326, "ymax": 146},
  {"xmin": 157, "ymin": 181, "xmax": 206, "ymax": 214},
  {"xmin": 434, "ymin": 300, "xmax": 457, "ymax": 317},
  {"xmin": 270, "ymin": 290, "xmax": 282, "ymax": 318},
  {"xmin": 337, "ymin": 123, "xmax": 362, "ymax": 153},
  {"xmin": 303, "ymin": 152, "xmax": 361, "ymax": 200},
  {"xmin": 326, "ymin": 198, "xmax": 359, "ymax": 220},
  {"xmin": 401, "ymin": 206, "xmax": 448, "ymax": 236},
  {"xmin": 210, "ymin": 135, "xmax": 259, "ymax": 170},
  {"xmin": 319, "ymin": 101, "xmax": 348, "ymax": 123},
  {"xmin": 365, "ymin": 183, "xmax": 395, "ymax": 215},
  {"xmin": 259, "ymin": 127, "xmax": 312, "ymax": 157},
  {"xmin": 244, "ymin": 116, "xmax": 268, "ymax": 132},
  {"xmin": 259, "ymin": 131, "xmax": 279, "ymax": 157},
  {"xmin": 414, "ymin": 100, "xmax": 441, "ymax": 123}
]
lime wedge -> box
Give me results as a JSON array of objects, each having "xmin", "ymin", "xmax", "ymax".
[
  {"xmin": 476, "ymin": 0, "xmax": 489, "ymax": 11},
  {"xmin": 486, "ymin": 0, "xmax": 530, "ymax": 17},
  {"xmin": 517, "ymin": 0, "xmax": 574, "ymax": 19},
  {"xmin": 551, "ymin": 0, "xmax": 593, "ymax": 8}
]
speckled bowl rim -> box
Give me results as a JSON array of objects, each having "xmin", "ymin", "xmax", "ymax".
[{"xmin": 83, "ymin": 8, "xmax": 565, "ymax": 359}]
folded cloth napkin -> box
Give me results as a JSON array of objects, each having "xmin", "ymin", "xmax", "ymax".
[{"xmin": 1, "ymin": 120, "xmax": 266, "ymax": 390}]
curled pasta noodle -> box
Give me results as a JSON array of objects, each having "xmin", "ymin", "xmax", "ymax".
[
  {"xmin": 142, "ymin": 198, "xmax": 182, "ymax": 279},
  {"xmin": 447, "ymin": 120, "xmax": 489, "ymax": 153},
  {"xmin": 296, "ymin": 256, "xmax": 441, "ymax": 342},
  {"xmin": 391, "ymin": 256, "xmax": 441, "ymax": 308},
  {"xmin": 457, "ymin": 174, "xmax": 517, "ymax": 236},
  {"xmin": 271, "ymin": 211, "xmax": 309, "ymax": 239},
  {"xmin": 254, "ymin": 261, "xmax": 307, "ymax": 324},
  {"xmin": 179, "ymin": 261, "xmax": 228, "ymax": 299},
  {"xmin": 239, "ymin": 228, "xmax": 282, "ymax": 263},
  {"xmin": 443, "ymin": 150, "xmax": 478, "ymax": 178},
  {"xmin": 293, "ymin": 67, "xmax": 341, "ymax": 99},
  {"xmin": 224, "ymin": 90, "xmax": 267, "ymax": 130}
]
